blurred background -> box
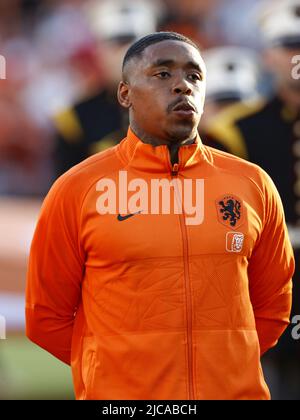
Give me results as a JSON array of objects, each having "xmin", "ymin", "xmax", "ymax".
[{"xmin": 0, "ymin": 0, "xmax": 300, "ymax": 400}]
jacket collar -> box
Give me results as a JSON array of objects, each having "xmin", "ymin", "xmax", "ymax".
[{"xmin": 116, "ymin": 126, "xmax": 208, "ymax": 174}]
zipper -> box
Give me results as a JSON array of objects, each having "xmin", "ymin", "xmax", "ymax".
[
  {"xmin": 170, "ymin": 156, "xmax": 195, "ymax": 400},
  {"xmin": 171, "ymin": 163, "xmax": 179, "ymax": 177}
]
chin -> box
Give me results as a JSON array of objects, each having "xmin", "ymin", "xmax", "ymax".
[{"xmin": 167, "ymin": 123, "xmax": 198, "ymax": 142}]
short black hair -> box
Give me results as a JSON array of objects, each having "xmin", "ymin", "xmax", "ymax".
[{"xmin": 122, "ymin": 31, "xmax": 200, "ymax": 71}]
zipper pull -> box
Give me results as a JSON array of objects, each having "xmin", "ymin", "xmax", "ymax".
[{"xmin": 171, "ymin": 163, "xmax": 179, "ymax": 177}]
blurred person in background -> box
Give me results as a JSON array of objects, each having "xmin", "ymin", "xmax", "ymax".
[
  {"xmin": 201, "ymin": 46, "xmax": 260, "ymax": 135},
  {"xmin": 204, "ymin": 0, "xmax": 300, "ymax": 399},
  {"xmin": 53, "ymin": 0, "xmax": 159, "ymax": 177}
]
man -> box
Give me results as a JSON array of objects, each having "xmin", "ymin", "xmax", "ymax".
[
  {"xmin": 204, "ymin": 0, "xmax": 300, "ymax": 398},
  {"xmin": 26, "ymin": 32, "xmax": 294, "ymax": 400}
]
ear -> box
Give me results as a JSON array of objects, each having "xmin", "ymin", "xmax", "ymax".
[{"xmin": 117, "ymin": 81, "xmax": 131, "ymax": 109}]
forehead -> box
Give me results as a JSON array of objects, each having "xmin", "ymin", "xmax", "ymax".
[{"xmin": 140, "ymin": 40, "xmax": 205, "ymax": 69}]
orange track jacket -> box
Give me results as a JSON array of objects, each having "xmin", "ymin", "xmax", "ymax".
[{"xmin": 26, "ymin": 128, "xmax": 294, "ymax": 400}]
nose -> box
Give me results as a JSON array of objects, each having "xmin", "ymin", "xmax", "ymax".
[{"xmin": 172, "ymin": 76, "xmax": 192, "ymax": 95}]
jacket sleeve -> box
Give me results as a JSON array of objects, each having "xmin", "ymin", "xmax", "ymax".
[
  {"xmin": 248, "ymin": 170, "xmax": 295, "ymax": 356},
  {"xmin": 25, "ymin": 174, "xmax": 85, "ymax": 365}
]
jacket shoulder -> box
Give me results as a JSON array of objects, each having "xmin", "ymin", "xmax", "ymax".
[{"xmin": 205, "ymin": 145, "xmax": 275, "ymax": 198}]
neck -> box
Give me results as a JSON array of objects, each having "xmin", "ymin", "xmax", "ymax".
[{"xmin": 130, "ymin": 121, "xmax": 197, "ymax": 148}]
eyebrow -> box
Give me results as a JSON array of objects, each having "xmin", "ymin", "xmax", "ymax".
[{"xmin": 150, "ymin": 59, "xmax": 203, "ymax": 74}]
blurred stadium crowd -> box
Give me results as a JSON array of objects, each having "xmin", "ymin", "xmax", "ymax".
[{"xmin": 0, "ymin": 0, "xmax": 300, "ymax": 399}]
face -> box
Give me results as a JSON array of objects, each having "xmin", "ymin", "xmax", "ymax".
[{"xmin": 118, "ymin": 40, "xmax": 206, "ymax": 145}]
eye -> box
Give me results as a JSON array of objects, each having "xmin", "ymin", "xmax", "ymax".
[
  {"xmin": 155, "ymin": 71, "xmax": 171, "ymax": 79},
  {"xmin": 188, "ymin": 73, "xmax": 203, "ymax": 82}
]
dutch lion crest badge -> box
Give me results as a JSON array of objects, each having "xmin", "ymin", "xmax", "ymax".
[{"xmin": 216, "ymin": 195, "xmax": 244, "ymax": 228}]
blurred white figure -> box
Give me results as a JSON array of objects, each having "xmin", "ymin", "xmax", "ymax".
[
  {"xmin": 258, "ymin": 0, "xmax": 300, "ymax": 49},
  {"xmin": 204, "ymin": 46, "xmax": 260, "ymax": 102},
  {"xmin": 201, "ymin": 46, "xmax": 260, "ymax": 129},
  {"xmin": 85, "ymin": 0, "xmax": 160, "ymax": 42},
  {"xmin": 257, "ymin": 0, "xmax": 300, "ymax": 102}
]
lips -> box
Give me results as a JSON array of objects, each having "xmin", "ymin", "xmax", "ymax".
[{"xmin": 172, "ymin": 101, "xmax": 196, "ymax": 113}]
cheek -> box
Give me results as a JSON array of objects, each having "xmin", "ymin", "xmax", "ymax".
[{"xmin": 132, "ymin": 87, "xmax": 165, "ymax": 114}]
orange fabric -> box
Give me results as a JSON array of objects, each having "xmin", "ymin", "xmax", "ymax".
[{"xmin": 26, "ymin": 127, "xmax": 294, "ymax": 400}]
